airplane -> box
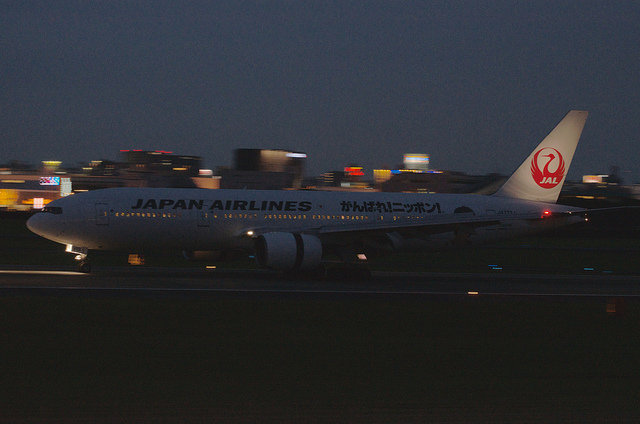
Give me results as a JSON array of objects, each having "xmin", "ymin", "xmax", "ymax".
[{"xmin": 28, "ymin": 110, "xmax": 589, "ymax": 276}]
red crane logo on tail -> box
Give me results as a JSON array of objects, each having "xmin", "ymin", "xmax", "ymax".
[{"xmin": 531, "ymin": 147, "xmax": 565, "ymax": 189}]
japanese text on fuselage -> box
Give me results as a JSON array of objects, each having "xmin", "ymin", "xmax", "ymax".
[{"xmin": 339, "ymin": 201, "xmax": 442, "ymax": 214}]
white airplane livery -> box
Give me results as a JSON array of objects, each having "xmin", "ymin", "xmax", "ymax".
[{"xmin": 28, "ymin": 111, "xmax": 589, "ymax": 274}]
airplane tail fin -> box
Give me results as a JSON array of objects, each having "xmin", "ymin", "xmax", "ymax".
[{"xmin": 493, "ymin": 110, "xmax": 588, "ymax": 203}]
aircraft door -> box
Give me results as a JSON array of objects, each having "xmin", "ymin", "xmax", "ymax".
[
  {"xmin": 197, "ymin": 209, "xmax": 209, "ymax": 227},
  {"xmin": 96, "ymin": 203, "xmax": 109, "ymax": 226}
]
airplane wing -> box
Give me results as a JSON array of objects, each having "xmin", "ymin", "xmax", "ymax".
[
  {"xmin": 244, "ymin": 212, "xmax": 504, "ymax": 238},
  {"xmin": 316, "ymin": 213, "xmax": 502, "ymax": 236},
  {"xmin": 243, "ymin": 213, "xmax": 516, "ymax": 256},
  {"xmin": 316, "ymin": 217, "xmax": 504, "ymax": 253}
]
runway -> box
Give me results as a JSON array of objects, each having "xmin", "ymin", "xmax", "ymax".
[
  {"xmin": 3, "ymin": 265, "xmax": 640, "ymax": 423},
  {"xmin": 1, "ymin": 265, "xmax": 640, "ymax": 298}
]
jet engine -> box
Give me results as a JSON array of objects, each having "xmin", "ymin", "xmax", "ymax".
[{"xmin": 255, "ymin": 232, "xmax": 322, "ymax": 270}]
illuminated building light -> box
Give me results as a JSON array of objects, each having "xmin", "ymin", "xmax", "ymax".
[
  {"xmin": 404, "ymin": 153, "xmax": 430, "ymax": 170},
  {"xmin": 357, "ymin": 254, "xmax": 367, "ymax": 260},
  {"xmin": 39, "ymin": 177, "xmax": 60, "ymax": 186},
  {"xmin": 381, "ymin": 168, "xmax": 442, "ymax": 176},
  {"xmin": 128, "ymin": 254, "xmax": 145, "ymax": 266},
  {"xmin": 33, "ymin": 198, "xmax": 44, "ymax": 209},
  {"xmin": 344, "ymin": 166, "xmax": 364, "ymax": 176},
  {"xmin": 468, "ymin": 291, "xmax": 479, "ymax": 295},
  {"xmin": 583, "ymin": 175, "xmax": 609, "ymax": 184},
  {"xmin": 373, "ymin": 169, "xmax": 392, "ymax": 184},
  {"xmin": 60, "ymin": 178, "xmax": 72, "ymax": 197},
  {"xmin": 286, "ymin": 153, "xmax": 307, "ymax": 158}
]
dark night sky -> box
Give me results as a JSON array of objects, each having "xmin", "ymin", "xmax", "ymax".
[{"xmin": 2, "ymin": 1, "xmax": 639, "ymax": 181}]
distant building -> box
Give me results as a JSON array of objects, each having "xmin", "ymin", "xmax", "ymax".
[
  {"xmin": 118, "ymin": 150, "xmax": 202, "ymax": 188},
  {"xmin": 220, "ymin": 149, "xmax": 307, "ymax": 190},
  {"xmin": 374, "ymin": 153, "xmax": 430, "ymax": 186},
  {"xmin": 0, "ymin": 175, "xmax": 71, "ymax": 210},
  {"xmin": 0, "ymin": 150, "xmax": 214, "ymax": 209},
  {"xmin": 218, "ymin": 169, "xmax": 297, "ymax": 190},
  {"xmin": 235, "ymin": 149, "xmax": 305, "ymax": 176},
  {"xmin": 560, "ymin": 173, "xmax": 640, "ymax": 208},
  {"xmin": 378, "ymin": 170, "xmax": 504, "ymax": 194},
  {"xmin": 120, "ymin": 150, "xmax": 200, "ymax": 175},
  {"xmin": 322, "ymin": 171, "xmax": 346, "ymax": 187},
  {"xmin": 403, "ymin": 154, "xmax": 430, "ymax": 171},
  {"xmin": 343, "ymin": 166, "xmax": 365, "ymax": 186},
  {"xmin": 373, "ymin": 151, "xmax": 506, "ymax": 193}
]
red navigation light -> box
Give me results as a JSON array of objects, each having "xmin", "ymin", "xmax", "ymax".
[{"xmin": 542, "ymin": 210, "xmax": 552, "ymax": 218}]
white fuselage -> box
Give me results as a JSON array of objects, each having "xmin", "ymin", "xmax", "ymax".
[{"xmin": 27, "ymin": 187, "xmax": 585, "ymax": 254}]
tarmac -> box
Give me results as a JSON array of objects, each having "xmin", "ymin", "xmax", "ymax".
[{"xmin": 1, "ymin": 265, "xmax": 639, "ymax": 298}]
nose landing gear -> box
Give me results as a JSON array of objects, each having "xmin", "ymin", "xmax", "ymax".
[
  {"xmin": 77, "ymin": 260, "xmax": 91, "ymax": 273},
  {"xmin": 66, "ymin": 245, "xmax": 91, "ymax": 273}
]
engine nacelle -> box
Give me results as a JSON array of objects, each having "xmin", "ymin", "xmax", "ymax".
[{"xmin": 255, "ymin": 232, "xmax": 322, "ymax": 271}]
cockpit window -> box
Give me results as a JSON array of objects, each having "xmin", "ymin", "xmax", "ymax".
[{"xmin": 42, "ymin": 206, "xmax": 63, "ymax": 215}]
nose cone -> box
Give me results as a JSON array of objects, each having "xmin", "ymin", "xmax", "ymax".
[
  {"xmin": 26, "ymin": 213, "xmax": 48, "ymax": 238},
  {"xmin": 27, "ymin": 211, "xmax": 66, "ymax": 244}
]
